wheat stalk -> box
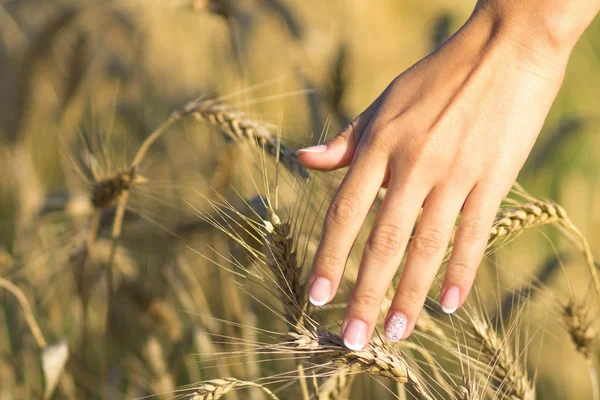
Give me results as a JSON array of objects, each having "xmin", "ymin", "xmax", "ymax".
[
  {"xmin": 82, "ymin": 91, "xmax": 311, "ymax": 387},
  {"xmin": 470, "ymin": 316, "xmax": 535, "ymax": 400},
  {"xmin": 0, "ymin": 277, "xmax": 47, "ymax": 349},
  {"xmin": 93, "ymin": 91, "xmax": 310, "ymax": 299},
  {"xmin": 187, "ymin": 378, "xmax": 279, "ymax": 400},
  {"xmin": 282, "ymin": 329, "xmax": 434, "ymax": 399}
]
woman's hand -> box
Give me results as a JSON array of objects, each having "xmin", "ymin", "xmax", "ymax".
[{"xmin": 297, "ymin": 1, "xmax": 598, "ymax": 350}]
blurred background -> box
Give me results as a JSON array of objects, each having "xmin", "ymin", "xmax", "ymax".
[{"xmin": 1, "ymin": 0, "xmax": 599, "ymax": 399}]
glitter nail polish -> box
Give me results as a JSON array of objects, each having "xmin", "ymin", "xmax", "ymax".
[{"xmin": 385, "ymin": 312, "xmax": 407, "ymax": 342}]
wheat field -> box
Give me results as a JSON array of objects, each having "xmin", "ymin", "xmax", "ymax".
[{"xmin": 1, "ymin": 1, "xmax": 600, "ymax": 399}]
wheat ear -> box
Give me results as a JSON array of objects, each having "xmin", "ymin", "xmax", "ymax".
[
  {"xmin": 446, "ymin": 198, "xmax": 568, "ymax": 253},
  {"xmin": 91, "ymin": 167, "xmax": 143, "ymax": 210},
  {"xmin": 190, "ymin": 99, "xmax": 308, "ymax": 178},
  {"xmin": 501, "ymin": 184, "xmax": 600, "ymax": 302},
  {"xmin": 283, "ymin": 329, "xmax": 434, "ymax": 399},
  {"xmin": 264, "ymin": 210, "xmax": 308, "ymax": 330},
  {"xmin": 562, "ymin": 299, "xmax": 600, "ymax": 400},
  {"xmin": 470, "ymin": 316, "xmax": 535, "ymax": 400},
  {"xmin": 487, "ymin": 200, "xmax": 567, "ymax": 246},
  {"xmin": 563, "ymin": 300, "xmax": 597, "ymax": 360},
  {"xmin": 187, "ymin": 378, "xmax": 279, "ymax": 400},
  {"xmin": 447, "ymin": 194, "xmax": 600, "ymax": 302}
]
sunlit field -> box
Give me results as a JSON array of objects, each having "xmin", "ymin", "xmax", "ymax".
[{"xmin": 1, "ymin": 1, "xmax": 600, "ymax": 399}]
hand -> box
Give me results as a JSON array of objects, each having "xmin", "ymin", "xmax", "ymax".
[{"xmin": 297, "ymin": 3, "xmax": 587, "ymax": 350}]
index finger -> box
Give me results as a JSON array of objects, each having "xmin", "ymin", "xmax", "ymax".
[{"xmin": 308, "ymin": 148, "xmax": 387, "ymax": 307}]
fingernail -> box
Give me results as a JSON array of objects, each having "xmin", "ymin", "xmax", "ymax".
[
  {"xmin": 441, "ymin": 286, "xmax": 460, "ymax": 314},
  {"xmin": 308, "ymin": 277, "xmax": 331, "ymax": 306},
  {"xmin": 385, "ymin": 312, "xmax": 407, "ymax": 342},
  {"xmin": 343, "ymin": 319, "xmax": 367, "ymax": 350},
  {"xmin": 297, "ymin": 144, "xmax": 327, "ymax": 154}
]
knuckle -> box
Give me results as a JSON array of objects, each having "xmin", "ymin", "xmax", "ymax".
[
  {"xmin": 400, "ymin": 131, "xmax": 435, "ymax": 167},
  {"xmin": 314, "ymin": 249, "xmax": 343, "ymax": 274},
  {"xmin": 411, "ymin": 226, "xmax": 445, "ymax": 256},
  {"xmin": 327, "ymin": 195, "xmax": 361, "ymax": 226},
  {"xmin": 366, "ymin": 224, "xmax": 405, "ymax": 259},
  {"xmin": 455, "ymin": 164, "xmax": 482, "ymax": 184},
  {"xmin": 361, "ymin": 136, "xmax": 391, "ymax": 161},
  {"xmin": 397, "ymin": 285, "xmax": 423, "ymax": 308},
  {"xmin": 403, "ymin": 149, "xmax": 421, "ymax": 167},
  {"xmin": 396, "ymin": 149, "xmax": 434, "ymax": 181},
  {"xmin": 351, "ymin": 288, "xmax": 383, "ymax": 312},
  {"xmin": 457, "ymin": 218, "xmax": 487, "ymax": 244},
  {"xmin": 448, "ymin": 261, "xmax": 476, "ymax": 282},
  {"xmin": 364, "ymin": 122, "xmax": 399, "ymax": 152},
  {"xmin": 371, "ymin": 123, "xmax": 393, "ymax": 141}
]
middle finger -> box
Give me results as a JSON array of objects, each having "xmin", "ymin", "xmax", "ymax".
[{"xmin": 341, "ymin": 173, "xmax": 429, "ymax": 350}]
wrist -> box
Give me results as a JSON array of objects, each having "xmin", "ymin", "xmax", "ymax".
[{"xmin": 473, "ymin": 0, "xmax": 599, "ymax": 61}]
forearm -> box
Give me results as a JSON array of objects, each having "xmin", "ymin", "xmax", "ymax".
[{"xmin": 475, "ymin": 0, "xmax": 600, "ymax": 56}]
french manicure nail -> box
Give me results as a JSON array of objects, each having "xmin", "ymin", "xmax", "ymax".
[
  {"xmin": 297, "ymin": 144, "xmax": 327, "ymax": 154},
  {"xmin": 441, "ymin": 286, "xmax": 460, "ymax": 314},
  {"xmin": 343, "ymin": 319, "xmax": 367, "ymax": 350},
  {"xmin": 385, "ymin": 312, "xmax": 407, "ymax": 342},
  {"xmin": 308, "ymin": 277, "xmax": 331, "ymax": 306}
]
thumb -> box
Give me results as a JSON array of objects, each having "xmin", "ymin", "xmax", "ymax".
[{"xmin": 297, "ymin": 94, "xmax": 383, "ymax": 171}]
